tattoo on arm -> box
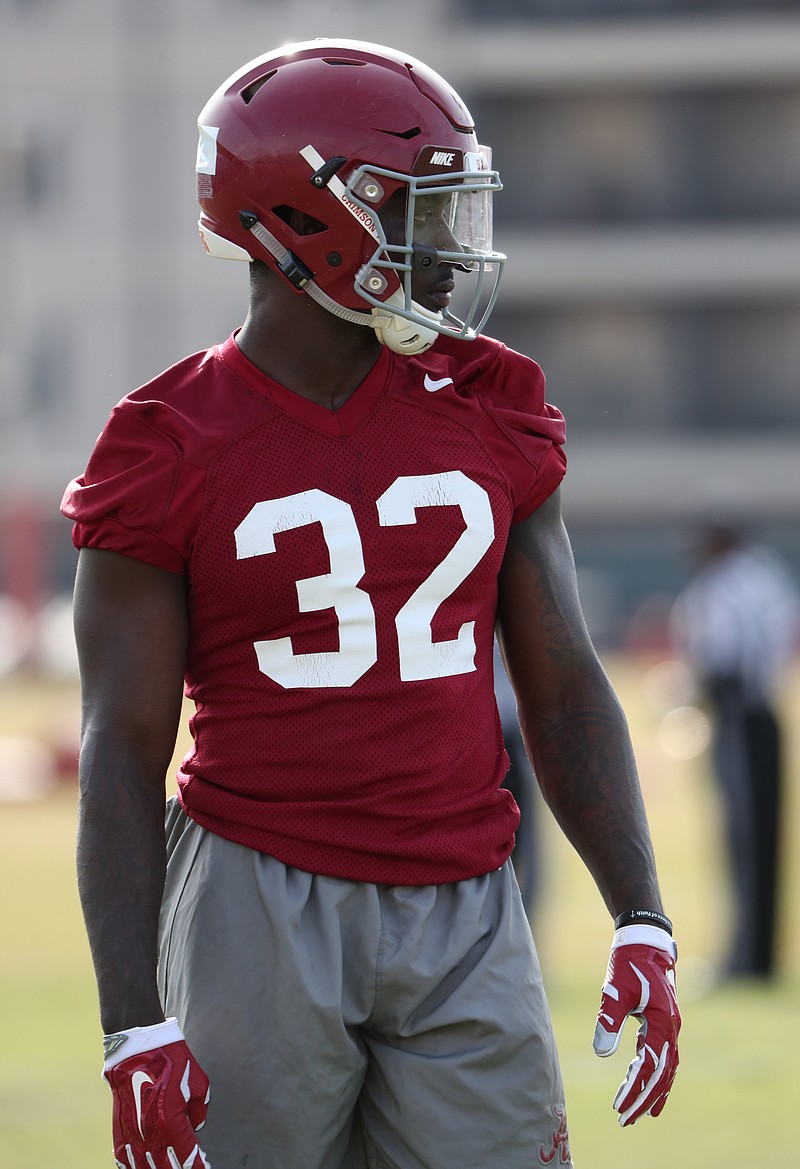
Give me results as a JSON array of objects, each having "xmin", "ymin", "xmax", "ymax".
[{"xmin": 498, "ymin": 497, "xmax": 663, "ymax": 916}]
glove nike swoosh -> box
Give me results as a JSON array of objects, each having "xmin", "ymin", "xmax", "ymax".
[{"xmin": 132, "ymin": 1070, "xmax": 154, "ymax": 1140}]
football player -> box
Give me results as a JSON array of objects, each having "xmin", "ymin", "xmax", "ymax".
[{"xmin": 62, "ymin": 40, "xmax": 680, "ymax": 1169}]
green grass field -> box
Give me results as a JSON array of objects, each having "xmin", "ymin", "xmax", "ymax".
[{"xmin": 1, "ymin": 659, "xmax": 798, "ymax": 1168}]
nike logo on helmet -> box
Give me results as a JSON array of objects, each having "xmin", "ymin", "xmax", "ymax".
[
  {"xmin": 423, "ymin": 374, "xmax": 454, "ymax": 392},
  {"xmin": 132, "ymin": 1070, "xmax": 154, "ymax": 1140}
]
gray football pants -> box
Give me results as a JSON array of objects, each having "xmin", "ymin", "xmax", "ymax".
[{"xmin": 158, "ymin": 799, "xmax": 573, "ymax": 1169}]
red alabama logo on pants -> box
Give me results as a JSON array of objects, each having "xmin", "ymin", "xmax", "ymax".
[{"xmin": 538, "ymin": 1103, "xmax": 571, "ymax": 1165}]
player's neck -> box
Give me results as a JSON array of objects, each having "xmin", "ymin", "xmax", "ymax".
[{"xmin": 236, "ymin": 290, "xmax": 383, "ymax": 411}]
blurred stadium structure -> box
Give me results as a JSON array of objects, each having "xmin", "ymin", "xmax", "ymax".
[{"xmin": 1, "ymin": 0, "xmax": 799, "ymax": 673}]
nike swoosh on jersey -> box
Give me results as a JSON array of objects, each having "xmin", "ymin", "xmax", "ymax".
[
  {"xmin": 423, "ymin": 374, "xmax": 454, "ymax": 392},
  {"xmin": 132, "ymin": 1070, "xmax": 154, "ymax": 1140}
]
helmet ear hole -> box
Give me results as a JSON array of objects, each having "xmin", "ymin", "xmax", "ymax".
[{"xmin": 272, "ymin": 205, "xmax": 329, "ymax": 237}]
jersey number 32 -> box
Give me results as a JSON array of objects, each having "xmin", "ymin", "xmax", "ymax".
[{"xmin": 234, "ymin": 471, "xmax": 494, "ymax": 688}]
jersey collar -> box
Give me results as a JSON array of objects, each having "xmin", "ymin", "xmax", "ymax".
[{"xmin": 217, "ymin": 332, "xmax": 394, "ymax": 438}]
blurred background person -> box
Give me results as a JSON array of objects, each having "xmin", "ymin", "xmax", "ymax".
[{"xmin": 670, "ymin": 520, "xmax": 800, "ymax": 980}]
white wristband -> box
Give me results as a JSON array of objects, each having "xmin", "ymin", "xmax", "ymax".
[
  {"xmin": 611, "ymin": 923, "xmax": 677, "ymax": 959},
  {"xmin": 103, "ymin": 1017, "xmax": 185, "ymax": 1071}
]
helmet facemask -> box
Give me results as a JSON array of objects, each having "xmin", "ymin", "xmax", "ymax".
[{"xmin": 313, "ymin": 146, "xmax": 506, "ymax": 353}]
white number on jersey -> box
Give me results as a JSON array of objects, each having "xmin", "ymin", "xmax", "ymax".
[
  {"xmin": 234, "ymin": 473, "xmax": 494, "ymax": 689},
  {"xmin": 234, "ymin": 488, "xmax": 378, "ymax": 688},
  {"xmin": 376, "ymin": 472, "xmax": 494, "ymax": 681}
]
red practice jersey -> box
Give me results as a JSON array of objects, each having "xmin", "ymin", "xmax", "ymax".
[{"xmin": 62, "ymin": 333, "xmax": 566, "ymax": 884}]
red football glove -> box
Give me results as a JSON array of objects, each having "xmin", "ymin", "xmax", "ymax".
[
  {"xmin": 592, "ymin": 924, "xmax": 680, "ymax": 1127},
  {"xmin": 102, "ymin": 1018, "xmax": 211, "ymax": 1168}
]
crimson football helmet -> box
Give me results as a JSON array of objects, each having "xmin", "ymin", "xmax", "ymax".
[{"xmin": 196, "ymin": 39, "xmax": 505, "ymax": 354}]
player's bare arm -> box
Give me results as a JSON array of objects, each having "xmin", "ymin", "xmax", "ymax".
[
  {"xmin": 497, "ymin": 488, "xmax": 679, "ymax": 1126},
  {"xmin": 496, "ymin": 487, "xmax": 661, "ymax": 916},
  {"xmin": 73, "ymin": 547, "xmax": 188, "ymax": 1034}
]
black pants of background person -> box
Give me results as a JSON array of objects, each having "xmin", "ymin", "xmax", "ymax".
[{"xmin": 709, "ymin": 680, "xmax": 782, "ymax": 979}]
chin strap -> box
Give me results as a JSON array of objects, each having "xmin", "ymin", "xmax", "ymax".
[
  {"xmin": 371, "ymin": 290, "xmax": 441, "ymax": 354},
  {"xmin": 242, "ymin": 215, "xmax": 440, "ymax": 355}
]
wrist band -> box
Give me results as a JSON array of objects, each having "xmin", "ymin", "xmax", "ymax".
[
  {"xmin": 614, "ymin": 908, "xmax": 673, "ymax": 935},
  {"xmin": 102, "ymin": 1017, "xmax": 184, "ymax": 1070}
]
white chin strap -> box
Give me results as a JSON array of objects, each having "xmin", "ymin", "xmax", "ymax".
[
  {"xmin": 370, "ymin": 291, "xmax": 441, "ymax": 355},
  {"xmin": 201, "ymin": 220, "xmax": 441, "ymax": 356}
]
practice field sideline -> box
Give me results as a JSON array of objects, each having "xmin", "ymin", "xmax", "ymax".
[{"xmin": 1, "ymin": 657, "xmax": 798, "ymax": 1167}]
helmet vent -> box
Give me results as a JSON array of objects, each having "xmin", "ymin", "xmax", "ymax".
[
  {"xmin": 321, "ymin": 57, "xmax": 367, "ymax": 67},
  {"xmin": 377, "ymin": 126, "xmax": 421, "ymax": 140},
  {"xmin": 241, "ymin": 71, "xmax": 277, "ymax": 104},
  {"xmin": 272, "ymin": 205, "xmax": 328, "ymax": 236}
]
